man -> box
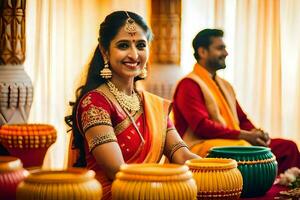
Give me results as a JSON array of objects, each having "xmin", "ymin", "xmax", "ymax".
[{"xmin": 172, "ymin": 29, "xmax": 300, "ymax": 173}]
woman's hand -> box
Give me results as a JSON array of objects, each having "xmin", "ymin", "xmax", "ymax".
[{"xmin": 164, "ymin": 129, "xmax": 201, "ymax": 164}]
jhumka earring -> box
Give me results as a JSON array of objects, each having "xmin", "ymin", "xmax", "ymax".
[
  {"xmin": 100, "ymin": 60, "xmax": 112, "ymax": 79},
  {"xmin": 139, "ymin": 67, "xmax": 147, "ymax": 78}
]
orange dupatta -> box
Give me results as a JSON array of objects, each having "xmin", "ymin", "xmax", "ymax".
[
  {"xmin": 180, "ymin": 64, "xmax": 250, "ymax": 157},
  {"xmin": 192, "ymin": 63, "xmax": 240, "ymax": 130},
  {"xmin": 141, "ymin": 91, "xmax": 170, "ymax": 163}
]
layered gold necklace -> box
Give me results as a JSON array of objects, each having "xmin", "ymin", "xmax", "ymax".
[{"xmin": 107, "ymin": 80, "xmax": 140, "ymax": 112}]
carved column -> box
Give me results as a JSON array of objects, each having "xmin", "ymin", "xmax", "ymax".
[
  {"xmin": 151, "ymin": 0, "xmax": 181, "ymax": 64},
  {"xmin": 0, "ymin": 0, "xmax": 33, "ymax": 125}
]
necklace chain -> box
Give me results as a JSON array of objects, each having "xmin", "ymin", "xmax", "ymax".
[{"xmin": 107, "ymin": 81, "xmax": 140, "ymax": 112}]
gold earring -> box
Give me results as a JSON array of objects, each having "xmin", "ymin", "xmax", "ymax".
[
  {"xmin": 139, "ymin": 67, "xmax": 147, "ymax": 78},
  {"xmin": 100, "ymin": 61, "xmax": 112, "ymax": 79}
]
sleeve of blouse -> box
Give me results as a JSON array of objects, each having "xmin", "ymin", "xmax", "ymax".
[{"xmin": 77, "ymin": 91, "xmax": 113, "ymax": 134}]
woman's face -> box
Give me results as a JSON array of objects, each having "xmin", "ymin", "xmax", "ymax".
[{"xmin": 105, "ymin": 23, "xmax": 149, "ymax": 81}]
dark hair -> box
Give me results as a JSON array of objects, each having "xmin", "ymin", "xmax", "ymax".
[
  {"xmin": 192, "ymin": 29, "xmax": 224, "ymax": 61},
  {"xmin": 65, "ymin": 11, "xmax": 153, "ymax": 167}
]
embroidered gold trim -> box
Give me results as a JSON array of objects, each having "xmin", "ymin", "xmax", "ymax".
[
  {"xmin": 81, "ymin": 105, "xmax": 112, "ymax": 132},
  {"xmin": 166, "ymin": 141, "xmax": 189, "ymax": 161},
  {"xmin": 94, "ymin": 86, "xmax": 143, "ymax": 135},
  {"xmin": 88, "ymin": 132, "xmax": 117, "ymax": 152},
  {"xmin": 95, "ymin": 85, "xmax": 125, "ymax": 115},
  {"xmin": 114, "ymin": 109, "xmax": 143, "ymax": 135},
  {"xmin": 81, "ymin": 95, "xmax": 92, "ymax": 108}
]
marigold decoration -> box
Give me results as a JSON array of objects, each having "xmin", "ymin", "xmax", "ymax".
[
  {"xmin": 275, "ymin": 167, "xmax": 300, "ymax": 188},
  {"xmin": 0, "ymin": 124, "xmax": 57, "ymax": 167}
]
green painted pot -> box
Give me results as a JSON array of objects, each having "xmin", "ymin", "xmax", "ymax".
[{"xmin": 207, "ymin": 146, "xmax": 277, "ymax": 197}]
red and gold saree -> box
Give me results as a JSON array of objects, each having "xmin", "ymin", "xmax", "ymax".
[{"xmin": 76, "ymin": 84, "xmax": 172, "ymax": 199}]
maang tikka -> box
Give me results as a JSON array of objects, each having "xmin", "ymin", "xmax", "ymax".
[
  {"xmin": 124, "ymin": 12, "xmax": 146, "ymax": 78},
  {"xmin": 100, "ymin": 59, "xmax": 112, "ymax": 79},
  {"xmin": 124, "ymin": 11, "xmax": 137, "ymax": 35}
]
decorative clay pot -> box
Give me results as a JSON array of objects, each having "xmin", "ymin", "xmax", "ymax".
[
  {"xmin": 112, "ymin": 163, "xmax": 197, "ymax": 200},
  {"xmin": 0, "ymin": 124, "xmax": 57, "ymax": 167},
  {"xmin": 0, "ymin": 156, "xmax": 29, "ymax": 200},
  {"xmin": 16, "ymin": 168, "xmax": 102, "ymax": 200},
  {"xmin": 207, "ymin": 146, "xmax": 277, "ymax": 197},
  {"xmin": 185, "ymin": 158, "xmax": 243, "ymax": 200}
]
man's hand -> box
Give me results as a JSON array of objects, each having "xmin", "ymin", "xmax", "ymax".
[
  {"xmin": 252, "ymin": 128, "xmax": 271, "ymax": 146},
  {"xmin": 238, "ymin": 129, "xmax": 269, "ymax": 147}
]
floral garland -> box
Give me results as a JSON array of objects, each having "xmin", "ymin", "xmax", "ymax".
[{"xmin": 275, "ymin": 167, "xmax": 300, "ymax": 188}]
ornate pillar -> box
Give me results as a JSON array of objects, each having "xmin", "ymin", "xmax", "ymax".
[
  {"xmin": 0, "ymin": 0, "xmax": 33, "ymax": 125},
  {"xmin": 151, "ymin": 0, "xmax": 181, "ymax": 64}
]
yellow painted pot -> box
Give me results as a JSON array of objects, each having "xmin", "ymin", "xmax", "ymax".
[
  {"xmin": 16, "ymin": 168, "xmax": 102, "ymax": 200},
  {"xmin": 185, "ymin": 158, "xmax": 243, "ymax": 200},
  {"xmin": 112, "ymin": 163, "xmax": 197, "ymax": 200}
]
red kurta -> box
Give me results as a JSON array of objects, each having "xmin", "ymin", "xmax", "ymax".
[{"xmin": 173, "ymin": 78, "xmax": 300, "ymax": 174}]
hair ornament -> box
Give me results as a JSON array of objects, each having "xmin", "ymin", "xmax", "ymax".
[{"xmin": 124, "ymin": 11, "xmax": 137, "ymax": 35}]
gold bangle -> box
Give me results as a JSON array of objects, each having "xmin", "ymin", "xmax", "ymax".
[
  {"xmin": 167, "ymin": 141, "xmax": 188, "ymax": 161},
  {"xmin": 166, "ymin": 127, "xmax": 176, "ymax": 133},
  {"xmin": 88, "ymin": 132, "xmax": 117, "ymax": 152}
]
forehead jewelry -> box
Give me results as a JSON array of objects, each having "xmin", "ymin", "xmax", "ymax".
[{"xmin": 124, "ymin": 11, "xmax": 137, "ymax": 36}]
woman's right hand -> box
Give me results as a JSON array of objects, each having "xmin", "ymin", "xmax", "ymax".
[{"xmin": 238, "ymin": 130, "xmax": 269, "ymax": 146}]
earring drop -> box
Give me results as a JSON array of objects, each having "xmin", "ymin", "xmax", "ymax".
[
  {"xmin": 139, "ymin": 67, "xmax": 147, "ymax": 78},
  {"xmin": 100, "ymin": 61, "xmax": 112, "ymax": 79}
]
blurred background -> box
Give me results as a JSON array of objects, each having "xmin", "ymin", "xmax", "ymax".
[{"xmin": 23, "ymin": 0, "xmax": 300, "ymax": 168}]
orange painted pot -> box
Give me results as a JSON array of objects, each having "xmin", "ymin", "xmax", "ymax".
[
  {"xmin": 185, "ymin": 158, "xmax": 243, "ymax": 200},
  {"xmin": 112, "ymin": 163, "xmax": 197, "ymax": 200},
  {"xmin": 0, "ymin": 124, "xmax": 57, "ymax": 167},
  {"xmin": 0, "ymin": 156, "xmax": 29, "ymax": 200},
  {"xmin": 16, "ymin": 168, "xmax": 102, "ymax": 200}
]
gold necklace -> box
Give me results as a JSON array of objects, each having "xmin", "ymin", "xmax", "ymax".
[{"xmin": 107, "ymin": 81, "xmax": 140, "ymax": 112}]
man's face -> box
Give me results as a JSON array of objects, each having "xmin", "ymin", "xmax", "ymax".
[{"xmin": 205, "ymin": 37, "xmax": 228, "ymax": 71}]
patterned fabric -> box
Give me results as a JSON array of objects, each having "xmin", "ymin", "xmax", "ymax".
[
  {"xmin": 87, "ymin": 131, "xmax": 117, "ymax": 152},
  {"xmin": 81, "ymin": 103, "xmax": 112, "ymax": 132},
  {"xmin": 77, "ymin": 90, "xmax": 148, "ymax": 161}
]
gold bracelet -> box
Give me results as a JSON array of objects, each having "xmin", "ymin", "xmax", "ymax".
[
  {"xmin": 167, "ymin": 141, "xmax": 189, "ymax": 161},
  {"xmin": 166, "ymin": 127, "xmax": 176, "ymax": 133},
  {"xmin": 88, "ymin": 132, "xmax": 117, "ymax": 152}
]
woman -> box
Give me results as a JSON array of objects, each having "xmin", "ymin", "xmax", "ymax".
[{"xmin": 65, "ymin": 11, "xmax": 199, "ymax": 199}]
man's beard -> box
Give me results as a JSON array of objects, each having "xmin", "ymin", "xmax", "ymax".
[{"xmin": 206, "ymin": 57, "xmax": 226, "ymax": 71}]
